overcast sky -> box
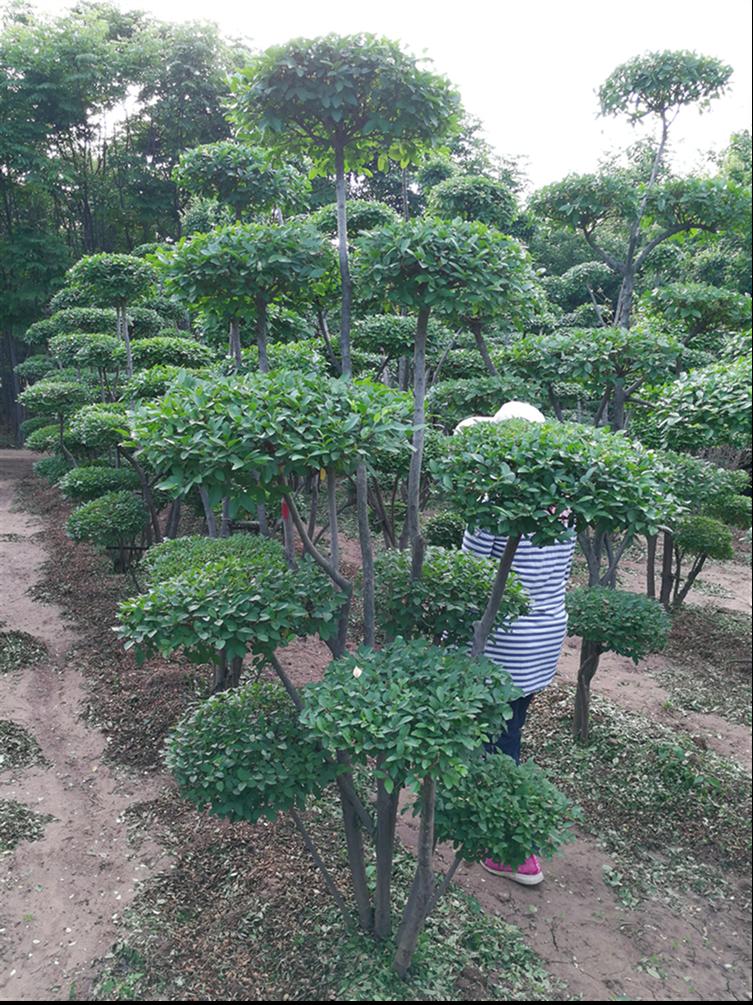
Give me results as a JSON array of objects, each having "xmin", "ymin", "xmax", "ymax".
[{"xmin": 39, "ymin": 0, "xmax": 753, "ymax": 188}]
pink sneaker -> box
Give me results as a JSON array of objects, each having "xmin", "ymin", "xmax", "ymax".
[{"xmin": 481, "ymin": 854, "xmax": 544, "ymax": 886}]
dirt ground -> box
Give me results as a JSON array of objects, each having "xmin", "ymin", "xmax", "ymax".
[
  {"xmin": 0, "ymin": 452, "xmax": 166, "ymax": 1001},
  {"xmin": 1, "ymin": 449, "xmax": 751, "ymax": 1001}
]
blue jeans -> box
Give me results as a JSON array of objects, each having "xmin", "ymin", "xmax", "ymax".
[{"xmin": 485, "ymin": 694, "xmax": 534, "ymax": 765}]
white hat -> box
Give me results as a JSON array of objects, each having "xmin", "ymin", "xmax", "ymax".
[
  {"xmin": 493, "ymin": 401, "xmax": 546, "ymax": 424},
  {"xmin": 454, "ymin": 400, "xmax": 546, "ymax": 434}
]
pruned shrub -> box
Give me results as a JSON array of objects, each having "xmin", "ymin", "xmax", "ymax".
[
  {"xmin": 566, "ymin": 587, "xmax": 670, "ymax": 741},
  {"xmin": 58, "ymin": 466, "xmax": 140, "ymax": 502}
]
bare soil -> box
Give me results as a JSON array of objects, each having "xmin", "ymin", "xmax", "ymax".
[{"xmin": 0, "ymin": 452, "xmax": 166, "ymax": 1001}]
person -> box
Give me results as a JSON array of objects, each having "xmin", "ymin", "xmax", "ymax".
[{"xmin": 458, "ymin": 401, "xmax": 576, "ymax": 886}]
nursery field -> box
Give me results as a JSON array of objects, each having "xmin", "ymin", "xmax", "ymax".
[
  {"xmin": 1, "ymin": 10, "xmax": 752, "ymax": 1003},
  {"xmin": 0, "ymin": 450, "xmax": 751, "ymax": 1001}
]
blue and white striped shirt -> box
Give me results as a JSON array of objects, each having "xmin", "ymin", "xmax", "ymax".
[{"xmin": 462, "ymin": 527, "xmax": 577, "ymax": 695}]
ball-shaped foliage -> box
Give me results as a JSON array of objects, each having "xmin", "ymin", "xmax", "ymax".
[
  {"xmin": 309, "ymin": 199, "xmax": 399, "ymax": 238},
  {"xmin": 130, "ymin": 336, "xmax": 214, "ymax": 370},
  {"xmin": 675, "ymin": 515, "xmax": 734, "ymax": 560},
  {"xmin": 424, "ymin": 510, "xmax": 467, "ymax": 549},
  {"xmin": 166, "ymin": 681, "xmax": 338, "ymax": 824},
  {"xmin": 66, "ymin": 491, "xmax": 148, "ymax": 548},
  {"xmin": 230, "ymin": 33, "xmax": 461, "ymax": 176},
  {"xmin": 634, "ymin": 355, "xmax": 752, "ymax": 451},
  {"xmin": 131, "ymin": 370, "xmax": 412, "ymax": 505},
  {"xmin": 301, "ymin": 637, "xmax": 522, "ymax": 791},
  {"xmin": 374, "ymin": 546, "xmax": 529, "ymax": 646},
  {"xmin": 18, "ymin": 378, "xmax": 95, "ymax": 418},
  {"xmin": 566, "ymin": 587, "xmax": 670, "ymax": 661},
  {"xmin": 356, "ymin": 217, "xmax": 540, "ymax": 329},
  {"xmin": 68, "ymin": 404, "xmax": 131, "ymax": 451},
  {"xmin": 435, "ymin": 752, "xmax": 578, "ymax": 870},
  {"xmin": 66, "ymin": 254, "xmax": 157, "ymax": 307},
  {"xmin": 117, "ymin": 548, "xmax": 341, "ymax": 664},
  {"xmin": 426, "ymin": 174, "xmax": 517, "ymax": 232},
  {"xmin": 14, "ymin": 355, "xmax": 58, "ymax": 384},
  {"xmin": 706, "ymin": 493, "xmax": 752, "ymax": 530},
  {"xmin": 140, "ymin": 533, "xmax": 288, "ymax": 587},
  {"xmin": 58, "ymin": 466, "xmax": 140, "ymax": 502},
  {"xmin": 434, "ymin": 419, "xmax": 673, "ymax": 543},
  {"xmin": 598, "ymin": 50, "xmax": 732, "ymax": 120},
  {"xmin": 352, "ymin": 314, "xmax": 453, "ymax": 360},
  {"xmin": 123, "ymin": 364, "xmax": 205, "ymax": 401},
  {"xmin": 49, "ymin": 332, "xmax": 124, "ymax": 371},
  {"xmin": 173, "ymin": 141, "xmax": 308, "ymax": 219}
]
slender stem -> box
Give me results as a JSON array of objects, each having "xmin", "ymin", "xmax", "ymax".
[
  {"xmin": 334, "ymin": 144, "xmax": 353, "ymax": 378},
  {"xmin": 374, "ymin": 767, "xmax": 400, "ymax": 940},
  {"xmin": 327, "ymin": 467, "xmax": 340, "ymax": 572},
  {"xmin": 198, "ymin": 486, "xmax": 218, "ymax": 538},
  {"xmin": 406, "ymin": 307, "xmax": 430, "ymax": 580},
  {"xmin": 394, "ymin": 776, "xmax": 436, "ymax": 978},
  {"xmin": 289, "ymin": 808, "xmax": 352, "ymax": 927},
  {"xmin": 471, "ymin": 536, "xmax": 522, "ymax": 656},
  {"xmin": 356, "ymin": 462, "xmax": 375, "ymax": 646},
  {"xmin": 426, "ymin": 851, "xmax": 463, "ymax": 916}
]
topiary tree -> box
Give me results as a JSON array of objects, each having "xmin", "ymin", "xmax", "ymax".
[
  {"xmin": 566, "ymin": 587, "xmax": 670, "ymax": 741},
  {"xmin": 158, "ymin": 221, "xmax": 330, "ymax": 369},
  {"xmin": 299, "ymin": 639, "xmax": 576, "ymax": 969},
  {"xmin": 18, "ymin": 377, "xmax": 95, "ymax": 459},
  {"xmin": 230, "ymin": 33, "xmax": 461, "ymax": 377},
  {"xmin": 646, "ymin": 450, "xmax": 749, "ymax": 604},
  {"xmin": 434, "ymin": 419, "xmax": 671, "ymax": 655},
  {"xmin": 357, "ymin": 217, "xmax": 541, "ymax": 578},
  {"xmin": 118, "ymin": 535, "xmax": 341, "ymax": 691},
  {"xmin": 65, "ymin": 255, "xmax": 158, "ymax": 377},
  {"xmin": 130, "ymin": 369, "xmax": 411, "ymax": 639},
  {"xmin": 668, "ymin": 515, "xmax": 734, "ymax": 611},
  {"xmin": 173, "ymin": 140, "xmax": 307, "ymax": 221},
  {"xmin": 426, "ymin": 173, "xmax": 517, "ymax": 232},
  {"xmin": 66, "ymin": 490, "xmax": 149, "ymax": 572},
  {"xmin": 58, "ymin": 465, "xmax": 140, "ymax": 502}
]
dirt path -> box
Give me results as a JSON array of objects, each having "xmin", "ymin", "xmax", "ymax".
[{"xmin": 0, "ymin": 451, "xmax": 165, "ymax": 1002}]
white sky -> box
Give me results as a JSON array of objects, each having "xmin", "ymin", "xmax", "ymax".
[{"xmin": 37, "ymin": 0, "xmax": 753, "ymax": 188}]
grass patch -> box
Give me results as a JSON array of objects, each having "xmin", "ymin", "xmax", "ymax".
[
  {"xmin": 524, "ymin": 685, "xmax": 751, "ymax": 907},
  {"xmin": 0, "ymin": 630, "xmax": 47, "ymax": 674},
  {"xmin": 0, "ymin": 720, "xmax": 47, "ymax": 772},
  {"xmin": 94, "ymin": 790, "xmax": 567, "ymax": 1002},
  {"xmin": 657, "ymin": 607, "xmax": 752, "ymax": 726},
  {"xmin": 0, "ymin": 799, "xmax": 53, "ymax": 853}
]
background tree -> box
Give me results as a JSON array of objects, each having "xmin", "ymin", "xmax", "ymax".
[{"xmin": 531, "ymin": 51, "xmax": 739, "ymax": 328}]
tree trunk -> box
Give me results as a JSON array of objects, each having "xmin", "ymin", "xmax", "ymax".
[
  {"xmin": 659, "ymin": 530, "xmax": 675, "ymax": 609},
  {"xmin": 334, "ymin": 144, "xmax": 353, "ymax": 378},
  {"xmin": 229, "ymin": 318, "xmax": 242, "ymax": 370},
  {"xmin": 199, "ymin": 487, "xmax": 218, "ymax": 538},
  {"xmin": 255, "ymin": 296, "xmax": 269, "ymax": 373},
  {"xmin": 406, "ymin": 307, "xmax": 430, "ymax": 580},
  {"xmin": 356, "ymin": 462, "xmax": 376, "ymax": 645},
  {"xmin": 472, "ymin": 321, "xmax": 499, "ymax": 376},
  {"xmin": 337, "ymin": 772, "xmax": 373, "ymax": 932},
  {"xmin": 646, "ymin": 534, "xmax": 657, "ymax": 598},
  {"xmin": 394, "ymin": 776, "xmax": 436, "ymax": 978},
  {"xmin": 471, "ymin": 536, "xmax": 522, "ymax": 656},
  {"xmin": 374, "ymin": 772, "xmax": 400, "ymax": 940},
  {"xmin": 573, "ymin": 638, "xmax": 602, "ymax": 743}
]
